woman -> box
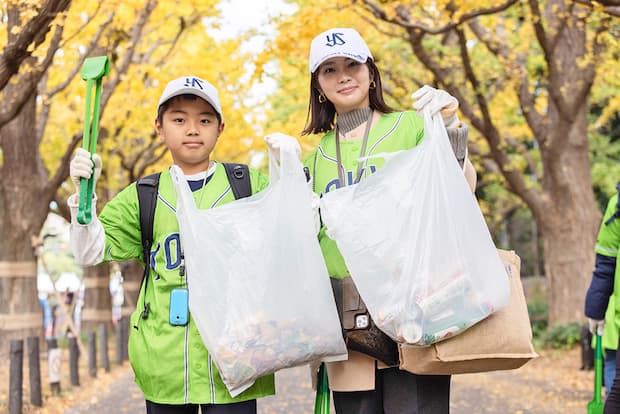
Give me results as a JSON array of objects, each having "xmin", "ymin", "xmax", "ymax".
[{"xmin": 268, "ymin": 27, "xmax": 476, "ymax": 413}]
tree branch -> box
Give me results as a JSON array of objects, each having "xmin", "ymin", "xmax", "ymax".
[
  {"xmin": 0, "ymin": 23, "xmax": 64, "ymax": 128},
  {"xmin": 361, "ymin": 0, "xmax": 519, "ymax": 35},
  {"xmin": 58, "ymin": 2, "xmax": 104, "ymax": 47},
  {"xmin": 100, "ymin": 0, "xmax": 158, "ymax": 111},
  {"xmin": 0, "ymin": 0, "xmax": 71, "ymax": 91},
  {"xmin": 37, "ymin": 12, "xmax": 115, "ymax": 142},
  {"xmin": 45, "ymin": 132, "xmax": 82, "ymax": 196}
]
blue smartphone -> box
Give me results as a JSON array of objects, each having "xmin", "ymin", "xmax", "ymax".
[{"xmin": 169, "ymin": 288, "xmax": 189, "ymax": 326}]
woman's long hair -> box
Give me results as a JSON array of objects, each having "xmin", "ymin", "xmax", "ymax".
[{"xmin": 301, "ymin": 59, "xmax": 395, "ymax": 136}]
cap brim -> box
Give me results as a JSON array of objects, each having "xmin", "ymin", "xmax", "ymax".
[
  {"xmin": 158, "ymin": 88, "xmax": 222, "ymax": 120},
  {"xmin": 310, "ymin": 53, "xmax": 369, "ymax": 73}
]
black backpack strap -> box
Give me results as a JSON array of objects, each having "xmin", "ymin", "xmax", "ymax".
[
  {"xmin": 136, "ymin": 172, "xmax": 160, "ymax": 320},
  {"xmin": 605, "ymin": 181, "xmax": 620, "ymax": 226},
  {"xmin": 223, "ymin": 162, "xmax": 252, "ymax": 199}
]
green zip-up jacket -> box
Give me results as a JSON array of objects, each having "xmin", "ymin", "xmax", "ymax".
[
  {"xmin": 97, "ymin": 163, "xmax": 275, "ymax": 404},
  {"xmin": 596, "ymin": 194, "xmax": 620, "ymax": 350}
]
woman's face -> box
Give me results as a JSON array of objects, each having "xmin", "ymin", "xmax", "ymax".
[{"xmin": 316, "ymin": 57, "xmax": 371, "ymax": 114}]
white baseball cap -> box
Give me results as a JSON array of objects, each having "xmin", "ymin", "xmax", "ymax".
[
  {"xmin": 309, "ymin": 28, "xmax": 373, "ymax": 74},
  {"xmin": 157, "ymin": 76, "xmax": 223, "ymax": 121}
]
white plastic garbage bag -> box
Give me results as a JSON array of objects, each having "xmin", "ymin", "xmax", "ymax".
[
  {"xmin": 171, "ymin": 138, "xmax": 347, "ymax": 397},
  {"xmin": 320, "ymin": 112, "xmax": 510, "ymax": 346}
]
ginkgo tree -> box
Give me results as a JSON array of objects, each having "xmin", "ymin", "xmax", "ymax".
[
  {"xmin": 0, "ymin": 0, "xmax": 263, "ymax": 351},
  {"xmin": 261, "ymin": 0, "xmax": 620, "ymax": 325}
]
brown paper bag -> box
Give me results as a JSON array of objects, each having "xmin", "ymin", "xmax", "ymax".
[{"xmin": 398, "ymin": 249, "xmax": 538, "ymax": 375}]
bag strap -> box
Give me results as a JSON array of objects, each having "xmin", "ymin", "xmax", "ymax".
[
  {"xmin": 604, "ymin": 181, "xmax": 620, "ymax": 226},
  {"xmin": 223, "ymin": 162, "xmax": 252, "ymax": 199},
  {"xmin": 136, "ymin": 172, "xmax": 160, "ymax": 320}
]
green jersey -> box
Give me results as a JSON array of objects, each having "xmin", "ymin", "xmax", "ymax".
[
  {"xmin": 303, "ymin": 111, "xmax": 424, "ymax": 279},
  {"xmin": 597, "ymin": 194, "xmax": 620, "ymax": 350},
  {"xmin": 98, "ymin": 163, "xmax": 274, "ymax": 404}
]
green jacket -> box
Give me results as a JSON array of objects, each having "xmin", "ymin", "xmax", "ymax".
[
  {"xmin": 98, "ymin": 164, "xmax": 274, "ymax": 404},
  {"xmin": 597, "ymin": 194, "xmax": 620, "ymax": 350}
]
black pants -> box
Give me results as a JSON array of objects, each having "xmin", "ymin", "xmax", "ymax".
[
  {"xmin": 145, "ymin": 399, "xmax": 256, "ymax": 414},
  {"xmin": 332, "ymin": 367, "xmax": 450, "ymax": 414},
  {"xmin": 605, "ymin": 336, "xmax": 620, "ymax": 413}
]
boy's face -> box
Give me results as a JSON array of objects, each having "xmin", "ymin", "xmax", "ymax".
[{"xmin": 155, "ymin": 96, "xmax": 224, "ymax": 174}]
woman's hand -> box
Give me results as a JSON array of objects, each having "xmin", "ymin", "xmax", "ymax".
[{"xmin": 412, "ymin": 85, "xmax": 460, "ymax": 128}]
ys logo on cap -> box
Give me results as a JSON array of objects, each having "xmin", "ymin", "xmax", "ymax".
[
  {"xmin": 184, "ymin": 77, "xmax": 205, "ymax": 89},
  {"xmin": 325, "ymin": 32, "xmax": 346, "ymax": 47}
]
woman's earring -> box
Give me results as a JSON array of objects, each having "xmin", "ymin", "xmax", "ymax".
[
  {"xmin": 318, "ymin": 93, "xmax": 326, "ymax": 103},
  {"xmin": 369, "ymin": 80, "xmax": 376, "ymax": 89}
]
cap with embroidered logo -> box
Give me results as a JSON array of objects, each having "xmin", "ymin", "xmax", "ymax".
[
  {"xmin": 157, "ymin": 76, "xmax": 223, "ymax": 121},
  {"xmin": 309, "ymin": 28, "xmax": 373, "ymax": 74}
]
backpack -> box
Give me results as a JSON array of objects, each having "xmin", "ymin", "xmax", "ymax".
[
  {"xmin": 604, "ymin": 181, "xmax": 620, "ymax": 226},
  {"xmin": 136, "ymin": 163, "xmax": 252, "ymax": 319}
]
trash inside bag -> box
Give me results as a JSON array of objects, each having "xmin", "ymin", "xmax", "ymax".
[
  {"xmin": 172, "ymin": 139, "xmax": 347, "ymax": 396},
  {"xmin": 320, "ymin": 112, "xmax": 510, "ymax": 346}
]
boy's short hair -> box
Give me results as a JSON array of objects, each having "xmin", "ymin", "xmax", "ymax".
[{"xmin": 157, "ymin": 76, "xmax": 223, "ymax": 123}]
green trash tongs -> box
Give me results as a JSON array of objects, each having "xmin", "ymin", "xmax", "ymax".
[
  {"xmin": 77, "ymin": 55, "xmax": 110, "ymax": 224},
  {"xmin": 587, "ymin": 334, "xmax": 604, "ymax": 414},
  {"xmin": 314, "ymin": 363, "xmax": 330, "ymax": 414}
]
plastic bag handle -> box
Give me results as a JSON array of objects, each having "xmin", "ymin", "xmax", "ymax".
[
  {"xmin": 267, "ymin": 137, "xmax": 304, "ymax": 184},
  {"xmin": 170, "ymin": 166, "xmax": 199, "ymax": 213}
]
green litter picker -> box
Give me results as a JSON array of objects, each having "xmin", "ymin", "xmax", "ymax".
[
  {"xmin": 587, "ymin": 333, "xmax": 604, "ymax": 414},
  {"xmin": 77, "ymin": 55, "xmax": 110, "ymax": 224},
  {"xmin": 314, "ymin": 363, "xmax": 330, "ymax": 414}
]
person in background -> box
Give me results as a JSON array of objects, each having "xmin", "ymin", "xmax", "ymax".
[
  {"xmin": 585, "ymin": 183, "xmax": 620, "ymax": 412},
  {"xmin": 38, "ymin": 291, "xmax": 54, "ymax": 339},
  {"xmin": 109, "ymin": 270, "xmax": 124, "ymax": 326}
]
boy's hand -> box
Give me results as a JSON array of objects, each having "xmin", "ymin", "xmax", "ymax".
[
  {"xmin": 412, "ymin": 85, "xmax": 460, "ymax": 128},
  {"xmin": 264, "ymin": 132, "xmax": 302, "ymax": 161},
  {"xmin": 70, "ymin": 148, "xmax": 102, "ymax": 195}
]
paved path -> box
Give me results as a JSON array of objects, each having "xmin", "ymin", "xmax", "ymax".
[{"xmin": 65, "ymin": 356, "xmax": 592, "ymax": 414}]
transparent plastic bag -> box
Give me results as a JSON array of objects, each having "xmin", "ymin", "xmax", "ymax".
[
  {"xmin": 171, "ymin": 139, "xmax": 347, "ymax": 397},
  {"xmin": 320, "ymin": 112, "xmax": 510, "ymax": 346}
]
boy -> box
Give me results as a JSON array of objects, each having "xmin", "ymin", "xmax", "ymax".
[{"xmin": 68, "ymin": 76, "xmax": 275, "ymax": 413}]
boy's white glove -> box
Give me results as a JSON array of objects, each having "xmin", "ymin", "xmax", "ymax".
[
  {"xmin": 264, "ymin": 133, "xmax": 320, "ymax": 232},
  {"xmin": 588, "ymin": 318, "xmax": 605, "ymax": 336},
  {"xmin": 70, "ymin": 148, "xmax": 102, "ymax": 195},
  {"xmin": 412, "ymin": 85, "xmax": 460, "ymax": 128},
  {"xmin": 264, "ymin": 132, "xmax": 302, "ymax": 161}
]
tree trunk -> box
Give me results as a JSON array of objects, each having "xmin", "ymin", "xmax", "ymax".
[
  {"xmin": 532, "ymin": 2, "xmax": 602, "ymax": 324},
  {"xmin": 81, "ymin": 263, "xmax": 113, "ymax": 333},
  {"xmin": 0, "ymin": 90, "xmax": 51, "ymax": 356},
  {"xmin": 536, "ymin": 99, "xmax": 601, "ymax": 324}
]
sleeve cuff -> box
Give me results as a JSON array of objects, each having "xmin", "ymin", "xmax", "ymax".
[
  {"xmin": 67, "ymin": 193, "xmax": 98, "ymax": 224},
  {"xmin": 446, "ymin": 123, "xmax": 468, "ymax": 168}
]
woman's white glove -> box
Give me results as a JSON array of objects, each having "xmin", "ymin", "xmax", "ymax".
[
  {"xmin": 412, "ymin": 85, "xmax": 460, "ymax": 128},
  {"xmin": 70, "ymin": 148, "xmax": 102, "ymax": 195},
  {"xmin": 264, "ymin": 132, "xmax": 302, "ymax": 161}
]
